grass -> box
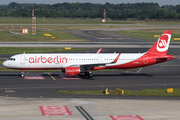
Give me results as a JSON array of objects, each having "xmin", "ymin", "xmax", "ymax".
[
  {"xmin": 137, "ymin": 19, "xmax": 180, "ymax": 25},
  {"xmin": 0, "ymin": 30, "xmax": 87, "ymax": 42},
  {"xmin": 0, "ymin": 17, "xmax": 135, "ymax": 24},
  {"xmin": 116, "ymin": 29, "xmax": 180, "ymax": 42},
  {"xmin": 1, "ymin": 17, "xmax": 180, "ymax": 25},
  {"xmin": 0, "ymin": 47, "xmax": 88, "ymax": 54},
  {"xmin": 56, "ymin": 88, "xmax": 180, "ymax": 97}
]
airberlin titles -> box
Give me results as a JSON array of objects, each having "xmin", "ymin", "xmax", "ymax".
[{"xmin": 28, "ymin": 56, "xmax": 67, "ymax": 64}]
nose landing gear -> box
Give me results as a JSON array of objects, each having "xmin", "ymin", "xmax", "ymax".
[{"xmin": 21, "ymin": 70, "xmax": 24, "ymax": 77}]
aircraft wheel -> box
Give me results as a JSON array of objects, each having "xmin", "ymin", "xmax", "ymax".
[
  {"xmin": 88, "ymin": 73, "xmax": 93, "ymax": 78},
  {"xmin": 85, "ymin": 72, "xmax": 89, "ymax": 76},
  {"xmin": 21, "ymin": 70, "xmax": 25, "ymax": 77}
]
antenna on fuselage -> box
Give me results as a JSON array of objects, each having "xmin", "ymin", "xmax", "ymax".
[{"xmin": 23, "ymin": 52, "xmax": 25, "ymax": 54}]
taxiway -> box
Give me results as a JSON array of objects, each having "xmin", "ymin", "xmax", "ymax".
[{"xmin": 0, "ymin": 27, "xmax": 180, "ymax": 120}]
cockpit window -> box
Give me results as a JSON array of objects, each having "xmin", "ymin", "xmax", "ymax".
[{"xmin": 8, "ymin": 58, "xmax": 15, "ymax": 61}]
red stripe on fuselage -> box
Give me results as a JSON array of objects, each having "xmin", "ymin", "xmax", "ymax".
[{"xmin": 11, "ymin": 68, "xmax": 63, "ymax": 70}]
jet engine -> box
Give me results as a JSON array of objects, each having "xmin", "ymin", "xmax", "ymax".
[{"xmin": 65, "ymin": 67, "xmax": 80, "ymax": 76}]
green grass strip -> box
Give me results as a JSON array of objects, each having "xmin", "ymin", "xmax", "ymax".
[
  {"xmin": 0, "ymin": 47, "xmax": 88, "ymax": 54},
  {"xmin": 56, "ymin": 88, "xmax": 180, "ymax": 97},
  {"xmin": 0, "ymin": 17, "xmax": 135, "ymax": 24},
  {"xmin": 0, "ymin": 30, "xmax": 86, "ymax": 42}
]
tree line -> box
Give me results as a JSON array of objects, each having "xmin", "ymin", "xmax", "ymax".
[{"xmin": 0, "ymin": 2, "xmax": 180, "ymax": 20}]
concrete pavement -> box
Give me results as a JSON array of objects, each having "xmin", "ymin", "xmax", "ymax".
[{"xmin": 0, "ymin": 97, "xmax": 179, "ymax": 120}]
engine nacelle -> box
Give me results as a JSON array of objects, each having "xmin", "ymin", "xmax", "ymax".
[{"xmin": 65, "ymin": 67, "xmax": 80, "ymax": 76}]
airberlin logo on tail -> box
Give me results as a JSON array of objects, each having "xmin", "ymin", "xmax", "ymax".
[
  {"xmin": 156, "ymin": 34, "xmax": 170, "ymax": 52},
  {"xmin": 158, "ymin": 39, "xmax": 167, "ymax": 48}
]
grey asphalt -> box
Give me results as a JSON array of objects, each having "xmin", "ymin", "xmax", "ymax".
[
  {"xmin": 1, "ymin": 25, "xmax": 180, "ymax": 120},
  {"xmin": 54, "ymin": 26, "xmax": 180, "ymax": 42},
  {"xmin": 2, "ymin": 25, "xmax": 180, "ymax": 47},
  {"xmin": 1, "ymin": 97, "xmax": 180, "ymax": 120},
  {"xmin": 0, "ymin": 65, "xmax": 180, "ymax": 99},
  {"xmin": 0, "ymin": 52, "xmax": 180, "ymax": 120},
  {"xmin": 56, "ymin": 29, "xmax": 152, "ymax": 42},
  {"xmin": 0, "ymin": 24, "xmax": 157, "ymax": 26},
  {"xmin": 0, "ymin": 42, "xmax": 180, "ymax": 48},
  {"xmin": 0, "ymin": 48, "xmax": 180, "ymax": 99}
]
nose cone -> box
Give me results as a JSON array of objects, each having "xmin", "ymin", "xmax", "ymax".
[{"xmin": 3, "ymin": 61, "xmax": 8, "ymax": 68}]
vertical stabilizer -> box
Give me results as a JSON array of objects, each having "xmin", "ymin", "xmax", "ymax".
[{"xmin": 146, "ymin": 31, "xmax": 172, "ymax": 55}]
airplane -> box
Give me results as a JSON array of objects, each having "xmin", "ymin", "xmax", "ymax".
[{"xmin": 3, "ymin": 31, "xmax": 175, "ymax": 78}]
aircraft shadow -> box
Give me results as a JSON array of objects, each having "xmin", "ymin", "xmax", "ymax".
[
  {"xmin": 93, "ymin": 73, "xmax": 152, "ymax": 77},
  {"xmin": 0, "ymin": 73, "xmax": 152, "ymax": 80},
  {"xmin": 0, "ymin": 74, "xmax": 22, "ymax": 77}
]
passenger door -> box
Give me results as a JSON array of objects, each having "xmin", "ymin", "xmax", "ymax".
[
  {"xmin": 98, "ymin": 56, "xmax": 103, "ymax": 63},
  {"xmin": 20, "ymin": 56, "xmax": 25, "ymax": 64}
]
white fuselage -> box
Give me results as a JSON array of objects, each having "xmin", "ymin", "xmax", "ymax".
[{"xmin": 3, "ymin": 53, "xmax": 144, "ymax": 69}]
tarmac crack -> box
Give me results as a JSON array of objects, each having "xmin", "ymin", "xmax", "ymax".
[
  {"xmin": 121, "ymin": 106, "xmax": 131, "ymax": 115},
  {"xmin": 105, "ymin": 106, "xmax": 114, "ymax": 115}
]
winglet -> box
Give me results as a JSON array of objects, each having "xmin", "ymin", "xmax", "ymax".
[
  {"xmin": 111, "ymin": 53, "xmax": 121, "ymax": 63},
  {"xmin": 96, "ymin": 48, "xmax": 102, "ymax": 54}
]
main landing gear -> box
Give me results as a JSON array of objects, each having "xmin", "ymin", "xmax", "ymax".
[
  {"xmin": 85, "ymin": 71, "xmax": 93, "ymax": 78},
  {"xmin": 21, "ymin": 70, "xmax": 25, "ymax": 77}
]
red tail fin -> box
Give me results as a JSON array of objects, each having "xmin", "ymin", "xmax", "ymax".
[{"xmin": 146, "ymin": 31, "xmax": 172, "ymax": 55}]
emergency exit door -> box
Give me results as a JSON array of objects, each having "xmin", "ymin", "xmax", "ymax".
[{"xmin": 143, "ymin": 55, "xmax": 148, "ymax": 64}]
